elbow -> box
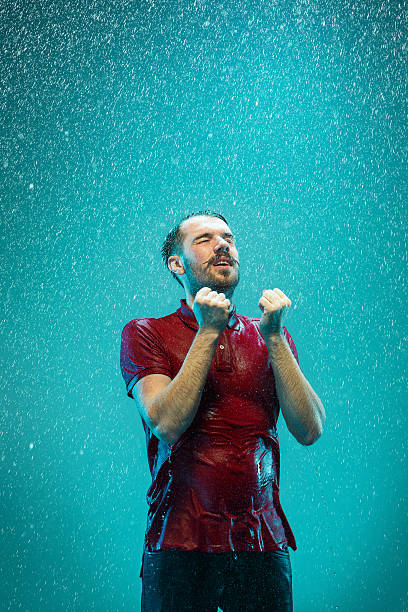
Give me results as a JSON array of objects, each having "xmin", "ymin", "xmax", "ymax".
[
  {"xmin": 151, "ymin": 419, "xmax": 181, "ymax": 446},
  {"xmin": 144, "ymin": 412, "xmax": 175, "ymax": 446},
  {"xmin": 301, "ymin": 426, "xmax": 323, "ymax": 446},
  {"xmin": 302, "ymin": 400, "xmax": 325, "ymax": 446},
  {"xmin": 145, "ymin": 401, "xmax": 179, "ymax": 446},
  {"xmin": 300, "ymin": 419, "xmax": 324, "ymax": 446},
  {"xmin": 150, "ymin": 420, "xmax": 178, "ymax": 446},
  {"xmin": 159, "ymin": 429, "xmax": 179, "ymax": 446}
]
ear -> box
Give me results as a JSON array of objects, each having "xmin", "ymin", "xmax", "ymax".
[{"xmin": 168, "ymin": 255, "xmax": 184, "ymax": 275}]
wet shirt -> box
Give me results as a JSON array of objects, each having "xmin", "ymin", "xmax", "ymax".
[{"xmin": 120, "ymin": 299, "xmax": 299, "ymax": 553}]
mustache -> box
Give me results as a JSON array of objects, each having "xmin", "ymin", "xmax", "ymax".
[{"xmin": 204, "ymin": 256, "xmax": 240, "ymax": 267}]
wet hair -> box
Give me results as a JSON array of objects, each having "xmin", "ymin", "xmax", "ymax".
[{"xmin": 161, "ymin": 211, "xmax": 229, "ymax": 287}]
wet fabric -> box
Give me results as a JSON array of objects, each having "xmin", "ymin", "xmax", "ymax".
[
  {"xmin": 141, "ymin": 548, "xmax": 293, "ymax": 612},
  {"xmin": 120, "ymin": 299, "xmax": 299, "ymax": 553}
]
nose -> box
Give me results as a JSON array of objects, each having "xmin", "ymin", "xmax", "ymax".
[{"xmin": 214, "ymin": 237, "xmax": 230, "ymax": 253}]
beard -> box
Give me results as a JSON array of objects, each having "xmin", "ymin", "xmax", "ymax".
[{"xmin": 182, "ymin": 256, "xmax": 240, "ymax": 297}]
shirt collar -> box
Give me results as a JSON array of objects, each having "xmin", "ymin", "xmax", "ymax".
[{"xmin": 177, "ymin": 298, "xmax": 240, "ymax": 331}]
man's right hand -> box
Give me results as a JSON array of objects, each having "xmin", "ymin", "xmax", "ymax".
[{"xmin": 193, "ymin": 287, "xmax": 231, "ymax": 335}]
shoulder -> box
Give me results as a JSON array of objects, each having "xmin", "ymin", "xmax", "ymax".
[
  {"xmin": 121, "ymin": 317, "xmax": 155, "ymax": 336},
  {"xmin": 121, "ymin": 311, "xmax": 179, "ymax": 337}
]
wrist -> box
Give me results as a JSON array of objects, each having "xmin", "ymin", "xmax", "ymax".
[
  {"xmin": 197, "ymin": 327, "xmax": 222, "ymax": 341},
  {"xmin": 264, "ymin": 330, "xmax": 286, "ymax": 348}
]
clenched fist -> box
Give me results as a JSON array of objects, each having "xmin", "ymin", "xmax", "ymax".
[
  {"xmin": 258, "ymin": 288, "xmax": 291, "ymax": 339},
  {"xmin": 193, "ymin": 287, "xmax": 231, "ymax": 335}
]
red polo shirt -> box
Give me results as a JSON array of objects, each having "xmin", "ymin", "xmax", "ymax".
[{"xmin": 120, "ymin": 298, "xmax": 299, "ymax": 553}]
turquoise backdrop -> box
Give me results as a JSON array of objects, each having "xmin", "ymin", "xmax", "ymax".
[{"xmin": 2, "ymin": 0, "xmax": 407, "ymax": 610}]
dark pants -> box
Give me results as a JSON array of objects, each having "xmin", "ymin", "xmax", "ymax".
[{"xmin": 141, "ymin": 548, "xmax": 293, "ymax": 612}]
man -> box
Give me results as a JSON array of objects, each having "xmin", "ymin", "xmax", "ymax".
[{"xmin": 120, "ymin": 211, "xmax": 325, "ymax": 611}]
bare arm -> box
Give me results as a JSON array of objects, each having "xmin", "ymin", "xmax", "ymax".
[
  {"xmin": 134, "ymin": 287, "xmax": 230, "ymax": 446},
  {"xmin": 258, "ymin": 288, "xmax": 325, "ymax": 446},
  {"xmin": 135, "ymin": 328, "xmax": 220, "ymax": 445},
  {"xmin": 266, "ymin": 333, "xmax": 325, "ymax": 445}
]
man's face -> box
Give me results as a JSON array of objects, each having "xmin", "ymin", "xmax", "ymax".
[{"xmin": 176, "ymin": 216, "xmax": 240, "ymax": 296}]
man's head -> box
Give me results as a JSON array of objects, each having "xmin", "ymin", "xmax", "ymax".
[{"xmin": 161, "ymin": 211, "xmax": 240, "ymax": 300}]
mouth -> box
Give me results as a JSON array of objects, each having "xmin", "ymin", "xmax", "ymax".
[{"xmin": 212, "ymin": 261, "xmax": 234, "ymax": 268}]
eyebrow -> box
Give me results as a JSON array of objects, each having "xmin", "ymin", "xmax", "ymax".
[{"xmin": 192, "ymin": 232, "xmax": 235, "ymax": 242}]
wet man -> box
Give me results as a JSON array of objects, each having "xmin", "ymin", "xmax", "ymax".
[{"xmin": 120, "ymin": 211, "xmax": 325, "ymax": 611}]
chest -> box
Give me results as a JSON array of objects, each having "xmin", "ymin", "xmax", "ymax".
[{"xmin": 163, "ymin": 322, "xmax": 277, "ymax": 405}]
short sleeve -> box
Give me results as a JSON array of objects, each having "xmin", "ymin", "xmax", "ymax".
[
  {"xmin": 120, "ymin": 319, "xmax": 172, "ymax": 399},
  {"xmin": 283, "ymin": 326, "xmax": 300, "ymax": 366}
]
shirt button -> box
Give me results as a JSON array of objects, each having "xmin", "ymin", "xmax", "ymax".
[{"xmin": 220, "ymin": 344, "xmax": 224, "ymax": 349}]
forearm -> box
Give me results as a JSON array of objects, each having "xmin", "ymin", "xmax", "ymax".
[
  {"xmin": 266, "ymin": 333, "xmax": 325, "ymax": 445},
  {"xmin": 150, "ymin": 328, "xmax": 220, "ymax": 445}
]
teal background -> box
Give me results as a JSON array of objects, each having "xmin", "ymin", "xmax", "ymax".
[{"xmin": 2, "ymin": 0, "xmax": 407, "ymax": 610}]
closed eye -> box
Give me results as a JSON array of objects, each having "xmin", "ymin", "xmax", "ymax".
[{"xmin": 194, "ymin": 234, "xmax": 235, "ymax": 244}]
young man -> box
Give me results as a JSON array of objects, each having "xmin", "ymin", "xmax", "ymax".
[{"xmin": 120, "ymin": 211, "xmax": 325, "ymax": 611}]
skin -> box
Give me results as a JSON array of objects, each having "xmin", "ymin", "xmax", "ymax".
[
  {"xmin": 167, "ymin": 215, "xmax": 240, "ymax": 311},
  {"xmin": 164, "ymin": 215, "xmax": 326, "ymax": 445}
]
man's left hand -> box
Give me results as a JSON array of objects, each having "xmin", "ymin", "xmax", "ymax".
[{"xmin": 258, "ymin": 288, "xmax": 291, "ymax": 339}]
